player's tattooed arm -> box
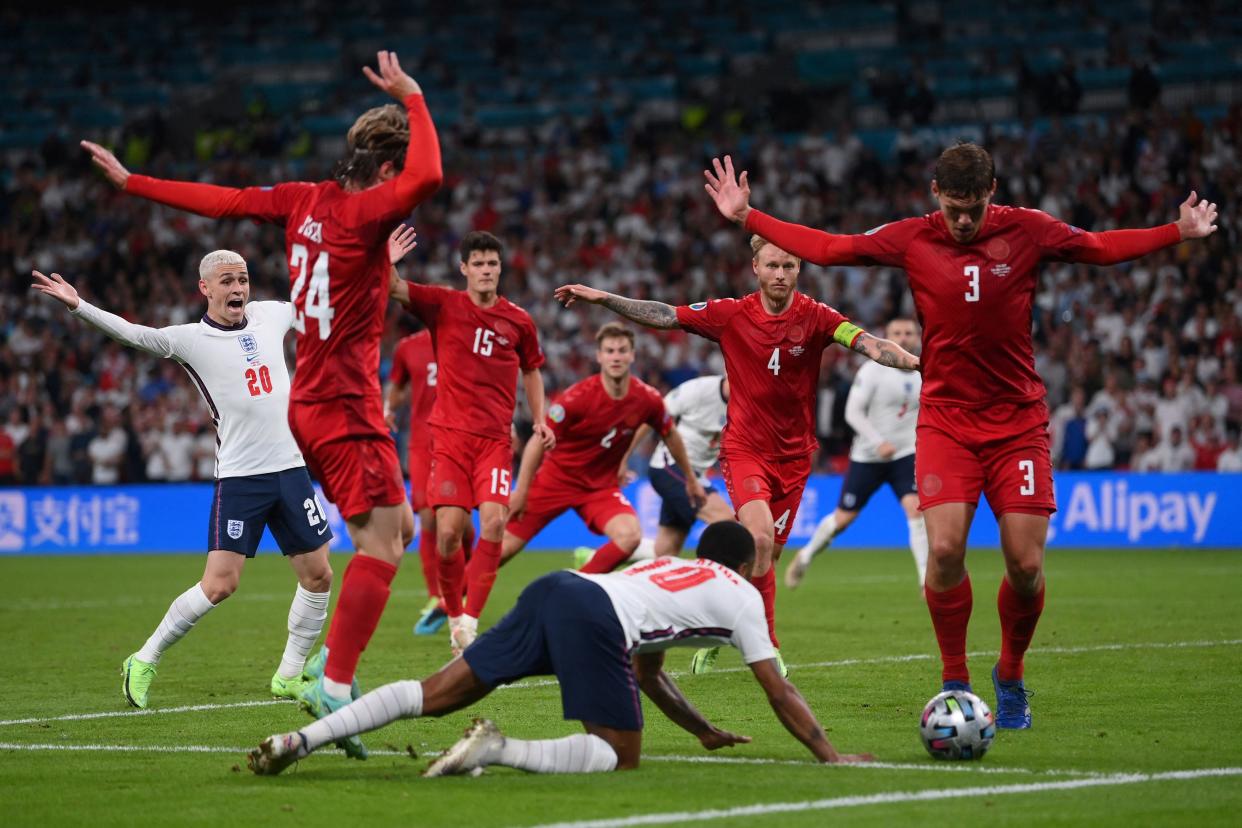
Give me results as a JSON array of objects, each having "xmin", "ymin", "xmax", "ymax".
[
  {"xmin": 851, "ymin": 333, "xmax": 920, "ymax": 372},
  {"xmin": 634, "ymin": 652, "xmax": 752, "ymax": 750},
  {"xmin": 554, "ymin": 284, "xmax": 681, "ymax": 330}
]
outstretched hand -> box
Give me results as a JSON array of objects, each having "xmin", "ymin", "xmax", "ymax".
[
  {"xmin": 388, "ymin": 225, "xmax": 419, "ymax": 265},
  {"xmin": 703, "ymin": 155, "xmax": 752, "ymax": 225},
  {"xmin": 363, "ymin": 50, "xmax": 422, "ymax": 101},
  {"xmin": 1176, "ymin": 191, "xmax": 1219, "ymax": 240},
  {"xmin": 699, "ymin": 726, "xmax": 752, "ymax": 751},
  {"xmin": 827, "ymin": 752, "xmax": 876, "ymax": 764},
  {"xmin": 79, "ymin": 141, "xmax": 130, "ymax": 189},
  {"xmin": 553, "ymin": 284, "xmax": 609, "ymax": 307},
  {"xmin": 30, "ymin": 270, "xmax": 81, "ymax": 310}
]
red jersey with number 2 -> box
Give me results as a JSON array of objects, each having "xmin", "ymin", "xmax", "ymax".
[
  {"xmin": 390, "ymin": 330, "xmax": 437, "ymax": 452},
  {"xmin": 676, "ymin": 291, "xmax": 862, "ymax": 459},
  {"xmin": 542, "ymin": 374, "xmax": 673, "ymax": 490},
  {"xmin": 402, "ymin": 284, "xmax": 545, "ymax": 441}
]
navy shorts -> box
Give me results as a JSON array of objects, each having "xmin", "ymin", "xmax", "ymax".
[
  {"xmin": 838, "ymin": 454, "xmax": 917, "ymax": 512},
  {"xmin": 649, "ymin": 465, "xmax": 717, "ymax": 531},
  {"xmin": 207, "ymin": 467, "xmax": 334, "ymax": 557},
  {"xmin": 463, "ymin": 571, "xmax": 643, "ymax": 732}
]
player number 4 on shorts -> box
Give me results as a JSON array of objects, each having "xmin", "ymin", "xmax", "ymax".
[
  {"xmin": 767, "ymin": 348, "xmax": 781, "ymax": 376},
  {"xmin": 773, "ymin": 508, "xmax": 791, "ymax": 534},
  {"xmin": 964, "ymin": 265, "xmax": 980, "ymax": 303},
  {"xmin": 290, "ymin": 243, "xmax": 335, "ymax": 340},
  {"xmin": 1018, "ymin": 459, "xmax": 1035, "ymax": 496},
  {"xmin": 490, "ymin": 467, "xmax": 510, "ymax": 496}
]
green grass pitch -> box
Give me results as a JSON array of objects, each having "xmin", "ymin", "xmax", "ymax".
[{"xmin": 2, "ymin": 547, "xmax": 1240, "ymax": 826}]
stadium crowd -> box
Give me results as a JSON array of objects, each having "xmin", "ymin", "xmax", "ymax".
[{"xmin": 1, "ymin": 97, "xmax": 1240, "ymax": 484}]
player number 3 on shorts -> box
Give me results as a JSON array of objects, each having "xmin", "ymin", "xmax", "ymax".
[{"xmin": 1018, "ymin": 459, "xmax": 1035, "ymax": 496}]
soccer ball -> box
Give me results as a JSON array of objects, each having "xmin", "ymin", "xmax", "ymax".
[{"xmin": 919, "ymin": 690, "xmax": 996, "ymax": 760}]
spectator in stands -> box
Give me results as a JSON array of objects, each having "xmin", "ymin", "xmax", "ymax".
[
  {"xmin": 1085, "ymin": 408, "xmax": 1117, "ymax": 471},
  {"xmin": 1052, "ymin": 386, "xmax": 1089, "ymax": 470},
  {"xmin": 1218, "ymin": 431, "xmax": 1242, "ymax": 472},
  {"xmin": 87, "ymin": 406, "xmax": 127, "ymax": 485},
  {"xmin": 1152, "ymin": 426, "xmax": 1196, "ymax": 473},
  {"xmin": 0, "ymin": 429, "xmax": 16, "ymax": 485}
]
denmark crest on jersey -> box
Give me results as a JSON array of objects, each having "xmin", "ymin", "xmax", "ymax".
[
  {"xmin": 227, "ymin": 519, "xmax": 244, "ymax": 540},
  {"xmin": 238, "ymin": 334, "xmax": 258, "ymax": 354}
]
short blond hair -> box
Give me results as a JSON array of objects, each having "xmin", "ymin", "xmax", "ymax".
[
  {"xmin": 750, "ymin": 234, "xmax": 800, "ymax": 265},
  {"xmin": 199, "ymin": 250, "xmax": 247, "ymax": 279}
]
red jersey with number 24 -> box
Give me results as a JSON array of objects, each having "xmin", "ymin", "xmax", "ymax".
[
  {"xmin": 402, "ymin": 284, "xmax": 544, "ymax": 441},
  {"xmin": 390, "ymin": 330, "xmax": 437, "ymax": 452},
  {"xmin": 542, "ymin": 374, "xmax": 673, "ymax": 490},
  {"xmin": 676, "ymin": 291, "xmax": 862, "ymax": 459}
]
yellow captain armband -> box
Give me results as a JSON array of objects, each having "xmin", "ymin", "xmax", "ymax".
[{"xmin": 833, "ymin": 321, "xmax": 864, "ymax": 347}]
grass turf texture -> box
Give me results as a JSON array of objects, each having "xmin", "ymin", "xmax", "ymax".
[{"xmin": 1, "ymin": 548, "xmax": 1240, "ymax": 827}]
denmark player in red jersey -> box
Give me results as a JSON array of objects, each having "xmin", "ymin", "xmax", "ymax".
[
  {"xmin": 82, "ymin": 52, "xmax": 443, "ymax": 754},
  {"xmin": 391, "ymin": 231, "xmax": 553, "ymax": 656},
  {"xmin": 556, "ymin": 237, "xmax": 919, "ymax": 674},
  {"xmin": 501, "ymin": 323, "xmax": 706, "ymax": 572},
  {"xmin": 703, "ymin": 147, "xmax": 1219, "ymax": 726}
]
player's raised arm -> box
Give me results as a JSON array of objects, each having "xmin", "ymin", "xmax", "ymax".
[
  {"xmin": 554, "ymin": 284, "xmax": 681, "ymax": 330},
  {"xmin": 851, "ymin": 332, "xmax": 920, "ymax": 372},
  {"xmin": 748, "ymin": 658, "xmax": 873, "ymax": 764},
  {"xmin": 386, "ymin": 224, "xmax": 419, "ymax": 311},
  {"xmin": 704, "ymin": 155, "xmax": 893, "ymax": 267},
  {"xmin": 633, "ymin": 652, "xmax": 752, "ymax": 751},
  {"xmin": 1045, "ymin": 191, "xmax": 1219, "ymax": 265},
  {"xmin": 31, "ymin": 270, "xmax": 177, "ymax": 359}
]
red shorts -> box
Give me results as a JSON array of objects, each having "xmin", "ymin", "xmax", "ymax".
[
  {"xmin": 506, "ymin": 475, "xmax": 637, "ymax": 542},
  {"xmin": 408, "ymin": 432, "xmax": 433, "ymax": 512},
  {"xmin": 916, "ymin": 400, "xmax": 1056, "ymax": 516},
  {"xmin": 289, "ymin": 396, "xmax": 404, "ymax": 520},
  {"xmin": 427, "ymin": 426, "xmax": 512, "ymax": 510},
  {"xmin": 718, "ymin": 446, "xmax": 812, "ymax": 546}
]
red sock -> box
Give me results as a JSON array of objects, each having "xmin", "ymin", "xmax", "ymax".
[
  {"xmin": 749, "ymin": 567, "xmax": 779, "ymax": 650},
  {"xmin": 417, "ymin": 530, "xmax": 439, "ymax": 600},
  {"xmin": 997, "ymin": 578, "xmax": 1046, "ymax": 682},
  {"xmin": 438, "ymin": 546, "xmax": 466, "ymax": 617},
  {"xmin": 463, "ymin": 537, "xmax": 503, "ymax": 619},
  {"xmin": 324, "ymin": 554, "xmax": 398, "ymax": 685},
  {"xmin": 925, "ymin": 575, "xmax": 973, "ymax": 684},
  {"xmin": 578, "ymin": 541, "xmax": 631, "ymax": 574}
]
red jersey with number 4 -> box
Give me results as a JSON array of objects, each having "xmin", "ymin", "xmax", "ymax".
[
  {"xmin": 541, "ymin": 374, "xmax": 673, "ymax": 490},
  {"xmin": 124, "ymin": 94, "xmax": 442, "ymax": 406},
  {"xmin": 676, "ymin": 291, "xmax": 862, "ymax": 459},
  {"xmin": 402, "ymin": 284, "xmax": 544, "ymax": 441},
  {"xmin": 390, "ymin": 330, "xmax": 437, "ymax": 451},
  {"xmin": 746, "ymin": 204, "xmax": 1182, "ymax": 409}
]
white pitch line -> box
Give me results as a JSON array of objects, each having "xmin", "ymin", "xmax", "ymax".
[
  {"xmin": 520, "ymin": 767, "xmax": 1242, "ymax": 828},
  {"xmin": 8, "ymin": 638, "xmax": 1239, "ymax": 727}
]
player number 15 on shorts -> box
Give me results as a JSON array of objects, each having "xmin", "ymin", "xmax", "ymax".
[{"xmin": 490, "ymin": 467, "xmax": 511, "ymax": 496}]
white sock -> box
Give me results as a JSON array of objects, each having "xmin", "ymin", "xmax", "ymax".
[
  {"xmin": 627, "ymin": 537, "xmax": 657, "ymax": 563},
  {"xmin": 908, "ymin": 516, "xmax": 929, "ymax": 587},
  {"xmin": 323, "ymin": 677, "xmax": 353, "ymax": 701},
  {"xmin": 277, "ymin": 586, "xmax": 330, "ymax": 679},
  {"xmin": 300, "ymin": 680, "xmax": 423, "ymax": 754},
  {"xmin": 802, "ymin": 513, "xmax": 839, "ymax": 559},
  {"xmin": 135, "ymin": 583, "xmax": 216, "ymax": 665},
  {"xmin": 496, "ymin": 733, "xmax": 618, "ymax": 774}
]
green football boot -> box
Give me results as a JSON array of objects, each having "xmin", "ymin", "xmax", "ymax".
[
  {"xmin": 572, "ymin": 546, "xmax": 594, "ymax": 569},
  {"xmin": 269, "ymin": 671, "xmax": 311, "ymax": 701},
  {"xmin": 689, "ymin": 646, "xmax": 720, "ymax": 674},
  {"xmin": 121, "ymin": 653, "xmax": 157, "ymax": 709},
  {"xmin": 302, "ymin": 646, "xmax": 360, "ymax": 700},
  {"xmin": 298, "ymin": 677, "xmax": 368, "ymax": 760}
]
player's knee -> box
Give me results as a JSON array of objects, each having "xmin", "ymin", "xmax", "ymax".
[
  {"xmin": 300, "ymin": 561, "xmax": 332, "ymax": 593},
  {"xmin": 928, "ymin": 535, "xmax": 965, "ymax": 562},
  {"xmin": 612, "ymin": 526, "xmax": 642, "ymax": 552},
  {"xmin": 201, "ymin": 577, "xmax": 237, "ymax": 604},
  {"xmin": 1005, "ymin": 557, "xmax": 1043, "ymax": 592},
  {"xmin": 480, "ymin": 514, "xmax": 506, "ymax": 540}
]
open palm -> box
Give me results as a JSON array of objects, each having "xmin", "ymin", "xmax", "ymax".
[
  {"xmin": 703, "ymin": 155, "xmax": 751, "ymax": 224},
  {"xmin": 1176, "ymin": 191, "xmax": 1219, "ymax": 239}
]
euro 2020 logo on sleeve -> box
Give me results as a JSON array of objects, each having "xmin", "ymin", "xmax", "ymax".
[
  {"xmin": 227, "ymin": 519, "xmax": 244, "ymax": 540},
  {"xmin": 689, "ymin": 302, "xmax": 707, "ymax": 311}
]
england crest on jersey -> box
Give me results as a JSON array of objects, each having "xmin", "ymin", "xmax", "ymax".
[
  {"xmin": 227, "ymin": 519, "xmax": 244, "ymax": 540},
  {"xmin": 238, "ymin": 334, "xmax": 258, "ymax": 354}
]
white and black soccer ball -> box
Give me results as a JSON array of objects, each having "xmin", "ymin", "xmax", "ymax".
[{"xmin": 920, "ymin": 690, "xmax": 996, "ymax": 760}]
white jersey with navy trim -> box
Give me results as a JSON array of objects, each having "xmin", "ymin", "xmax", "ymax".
[
  {"xmin": 846, "ymin": 361, "xmax": 920, "ymax": 463},
  {"xmin": 649, "ymin": 375, "xmax": 728, "ymax": 474},
  {"xmin": 72, "ymin": 300, "xmax": 304, "ymax": 479},
  {"xmin": 571, "ymin": 557, "xmax": 776, "ymax": 664}
]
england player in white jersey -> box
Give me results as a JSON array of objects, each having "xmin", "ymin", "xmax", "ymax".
[
  {"xmin": 32, "ymin": 253, "xmax": 334, "ymax": 710},
  {"xmin": 785, "ymin": 318, "xmax": 929, "ymax": 588},
  {"xmin": 247, "ymin": 521, "xmax": 873, "ymax": 777}
]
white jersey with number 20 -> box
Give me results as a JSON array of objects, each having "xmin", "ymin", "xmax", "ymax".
[{"xmin": 573, "ymin": 557, "xmax": 776, "ymax": 664}]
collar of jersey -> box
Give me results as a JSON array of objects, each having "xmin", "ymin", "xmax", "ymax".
[{"xmin": 200, "ymin": 313, "xmax": 249, "ymax": 331}]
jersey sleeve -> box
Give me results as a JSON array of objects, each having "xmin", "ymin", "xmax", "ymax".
[
  {"xmin": 1019, "ymin": 208, "xmax": 1182, "ymax": 264},
  {"xmin": 517, "ymin": 315, "xmax": 546, "ymax": 371},
  {"xmin": 730, "ymin": 594, "xmax": 778, "ymax": 664},
  {"xmin": 816, "ymin": 302, "xmax": 865, "ymax": 349},
  {"xmin": 545, "ymin": 391, "xmax": 580, "ymax": 442},
  {"xmin": 402, "ymin": 283, "xmax": 449, "ymax": 326},
  {"xmin": 843, "ymin": 366, "xmax": 886, "ymax": 445},
  {"xmin": 331, "ymin": 94, "xmax": 444, "ymax": 244},
  {"xmin": 71, "ymin": 300, "xmax": 182, "ymax": 359},
  {"xmin": 663, "ymin": 383, "xmax": 689, "ymax": 419},
  {"xmin": 646, "ymin": 392, "xmax": 675, "ymax": 437},
  {"xmin": 675, "ymin": 299, "xmax": 738, "ymax": 342},
  {"xmin": 124, "ymin": 177, "xmax": 310, "ymax": 225},
  {"xmin": 255, "ymin": 300, "xmax": 295, "ymax": 331},
  {"xmin": 744, "ymin": 210, "xmax": 909, "ymax": 267}
]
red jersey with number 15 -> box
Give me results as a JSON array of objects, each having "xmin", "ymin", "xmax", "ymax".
[
  {"xmin": 541, "ymin": 374, "xmax": 673, "ymax": 490},
  {"xmin": 390, "ymin": 330, "xmax": 437, "ymax": 452},
  {"xmin": 402, "ymin": 284, "xmax": 544, "ymax": 441},
  {"xmin": 676, "ymin": 291, "xmax": 862, "ymax": 459}
]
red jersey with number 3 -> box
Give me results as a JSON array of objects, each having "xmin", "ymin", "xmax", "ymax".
[
  {"xmin": 390, "ymin": 330, "xmax": 437, "ymax": 452},
  {"xmin": 676, "ymin": 291, "xmax": 862, "ymax": 459},
  {"xmin": 402, "ymin": 284, "xmax": 544, "ymax": 441},
  {"xmin": 541, "ymin": 374, "xmax": 673, "ymax": 490}
]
